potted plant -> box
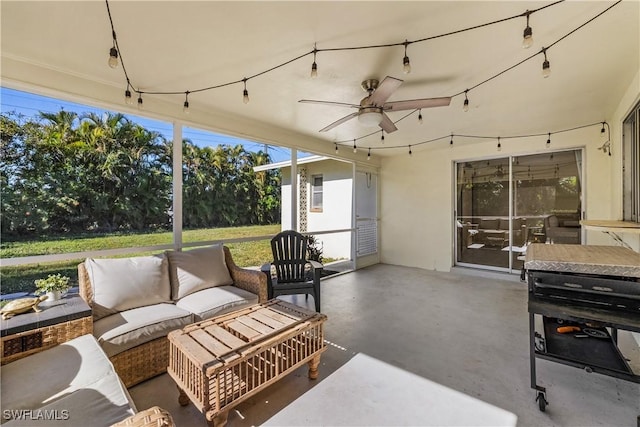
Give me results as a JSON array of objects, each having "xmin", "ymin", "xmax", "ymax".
[{"xmin": 34, "ymin": 274, "xmax": 70, "ymax": 301}]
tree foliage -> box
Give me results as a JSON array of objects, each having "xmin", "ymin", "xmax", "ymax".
[{"xmin": 0, "ymin": 111, "xmax": 280, "ymax": 237}]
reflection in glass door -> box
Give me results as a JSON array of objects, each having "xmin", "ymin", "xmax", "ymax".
[{"xmin": 455, "ymin": 149, "xmax": 583, "ymax": 272}]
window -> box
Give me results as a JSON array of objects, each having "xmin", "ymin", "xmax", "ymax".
[
  {"xmin": 623, "ymin": 101, "xmax": 639, "ymax": 223},
  {"xmin": 311, "ymin": 175, "xmax": 323, "ymax": 211}
]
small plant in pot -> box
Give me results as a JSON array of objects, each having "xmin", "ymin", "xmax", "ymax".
[{"xmin": 34, "ymin": 274, "xmax": 70, "ymax": 301}]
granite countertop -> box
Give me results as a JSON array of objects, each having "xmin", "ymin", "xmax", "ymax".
[{"xmin": 525, "ymin": 244, "xmax": 640, "ymax": 278}]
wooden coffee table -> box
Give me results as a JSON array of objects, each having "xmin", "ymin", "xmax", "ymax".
[{"xmin": 167, "ymin": 299, "xmax": 327, "ymax": 427}]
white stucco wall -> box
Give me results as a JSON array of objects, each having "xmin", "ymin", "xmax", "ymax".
[
  {"xmin": 281, "ymin": 159, "xmax": 353, "ymax": 260},
  {"xmin": 379, "ymin": 71, "xmax": 640, "ymax": 270}
]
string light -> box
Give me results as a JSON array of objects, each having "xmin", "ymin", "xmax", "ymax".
[
  {"xmin": 124, "ymin": 84, "xmax": 132, "ymax": 105},
  {"xmin": 541, "ymin": 47, "xmax": 550, "ymax": 78},
  {"xmin": 137, "ymin": 93, "xmax": 143, "ymax": 110},
  {"xmin": 546, "ymin": 133, "xmax": 551, "ymax": 148},
  {"xmin": 109, "ymin": 46, "xmax": 119, "ymax": 68},
  {"xmin": 418, "ymin": 109, "xmax": 423, "ymax": 124},
  {"xmin": 242, "ymin": 79, "xmax": 250, "ymax": 104},
  {"xmin": 402, "ymin": 40, "xmax": 411, "ymax": 74},
  {"xmin": 522, "ymin": 11, "xmax": 533, "ymax": 48},
  {"xmin": 353, "ymin": 139, "xmax": 357, "ymax": 153},
  {"xmin": 335, "ymin": 142, "xmax": 339, "ymax": 153},
  {"xmin": 183, "ymin": 91, "xmax": 190, "ymax": 114},
  {"xmin": 380, "ymin": 130, "xmax": 385, "ymax": 143},
  {"xmin": 408, "ymin": 145, "xmax": 412, "ymax": 156},
  {"xmin": 102, "ymin": 0, "xmax": 617, "ymax": 128},
  {"xmin": 310, "ymin": 46, "xmax": 318, "ymax": 79},
  {"xmin": 367, "ymin": 148, "xmax": 371, "ymax": 160},
  {"xmin": 463, "ymin": 90, "xmax": 470, "ymax": 112},
  {"xmin": 347, "ymin": 121, "xmax": 606, "ymax": 158},
  {"xmin": 601, "ymin": 122, "xmax": 606, "ymax": 137}
]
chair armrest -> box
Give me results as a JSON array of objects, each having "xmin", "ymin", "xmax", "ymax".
[
  {"xmin": 308, "ymin": 260, "xmax": 323, "ymax": 271},
  {"xmin": 223, "ymin": 246, "xmax": 269, "ymax": 303},
  {"xmin": 110, "ymin": 406, "xmax": 174, "ymax": 427},
  {"xmin": 77, "ymin": 262, "xmax": 94, "ymax": 309}
]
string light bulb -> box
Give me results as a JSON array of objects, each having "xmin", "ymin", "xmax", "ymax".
[
  {"xmin": 463, "ymin": 90, "xmax": 470, "ymax": 112},
  {"xmin": 124, "ymin": 86, "xmax": 132, "ymax": 105},
  {"xmin": 335, "ymin": 142, "xmax": 339, "ymax": 154},
  {"xmin": 408, "ymin": 145, "xmax": 412, "ymax": 156},
  {"xmin": 546, "ymin": 133, "xmax": 551, "ymax": 148},
  {"xmin": 418, "ymin": 109, "xmax": 423, "ymax": 124},
  {"xmin": 310, "ymin": 47, "xmax": 318, "ymax": 79},
  {"xmin": 497, "ymin": 137, "xmax": 502, "ymax": 151},
  {"xmin": 522, "ymin": 12, "xmax": 533, "ymax": 49},
  {"xmin": 137, "ymin": 93, "xmax": 143, "ymax": 110},
  {"xmin": 242, "ymin": 79, "xmax": 250, "ymax": 104},
  {"xmin": 541, "ymin": 48, "xmax": 550, "ymax": 78},
  {"xmin": 367, "ymin": 148, "xmax": 371, "ymax": 160},
  {"xmin": 381, "ymin": 130, "xmax": 385, "ymax": 143},
  {"xmin": 183, "ymin": 92, "xmax": 190, "ymax": 114},
  {"xmin": 601, "ymin": 122, "xmax": 606, "ymax": 138},
  {"xmin": 353, "ymin": 140, "xmax": 357, "ymax": 153},
  {"xmin": 108, "ymin": 47, "xmax": 118, "ymax": 68},
  {"xmin": 402, "ymin": 40, "xmax": 411, "ymax": 74},
  {"xmin": 450, "ymin": 134, "xmax": 454, "ymax": 146}
]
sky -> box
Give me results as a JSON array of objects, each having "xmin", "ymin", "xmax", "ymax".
[{"xmin": 0, "ymin": 87, "xmax": 293, "ymax": 163}]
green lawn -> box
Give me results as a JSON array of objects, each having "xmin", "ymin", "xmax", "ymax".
[{"xmin": 1, "ymin": 225, "xmax": 280, "ymax": 295}]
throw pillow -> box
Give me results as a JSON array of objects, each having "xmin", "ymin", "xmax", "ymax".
[
  {"xmin": 166, "ymin": 244, "xmax": 233, "ymax": 300},
  {"xmin": 85, "ymin": 254, "xmax": 171, "ymax": 321}
]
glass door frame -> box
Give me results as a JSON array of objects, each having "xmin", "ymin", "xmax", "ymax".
[{"xmin": 452, "ymin": 147, "xmax": 586, "ymax": 274}]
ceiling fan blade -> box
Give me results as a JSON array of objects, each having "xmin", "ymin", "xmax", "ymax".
[
  {"xmin": 368, "ymin": 76, "xmax": 403, "ymax": 106},
  {"xmin": 384, "ymin": 97, "xmax": 451, "ymax": 111},
  {"xmin": 299, "ymin": 99, "xmax": 360, "ymax": 109},
  {"xmin": 379, "ymin": 113, "xmax": 398, "ymax": 133},
  {"xmin": 319, "ymin": 112, "xmax": 359, "ymax": 132}
]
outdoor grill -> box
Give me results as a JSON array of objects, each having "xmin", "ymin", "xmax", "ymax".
[{"xmin": 523, "ymin": 243, "xmax": 640, "ymax": 414}]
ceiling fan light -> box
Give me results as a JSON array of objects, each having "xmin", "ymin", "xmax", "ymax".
[{"xmin": 357, "ymin": 110, "xmax": 383, "ymax": 127}]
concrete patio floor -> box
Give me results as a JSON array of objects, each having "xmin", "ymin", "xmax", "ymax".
[{"xmin": 130, "ymin": 264, "xmax": 639, "ymax": 426}]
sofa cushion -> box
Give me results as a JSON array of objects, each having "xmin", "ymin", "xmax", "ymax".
[
  {"xmin": 479, "ymin": 219, "xmax": 499, "ymax": 230},
  {"xmin": 166, "ymin": 244, "xmax": 233, "ymax": 300},
  {"xmin": 176, "ymin": 285, "xmax": 259, "ymax": 321},
  {"xmin": 1, "ymin": 334, "xmax": 135, "ymax": 426},
  {"xmin": 84, "ymin": 254, "xmax": 171, "ymax": 321},
  {"xmin": 94, "ymin": 303, "xmax": 192, "ymax": 358}
]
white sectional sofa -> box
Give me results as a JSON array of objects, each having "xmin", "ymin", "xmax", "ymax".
[
  {"xmin": 1, "ymin": 334, "xmax": 174, "ymax": 427},
  {"xmin": 78, "ymin": 244, "xmax": 267, "ymax": 387}
]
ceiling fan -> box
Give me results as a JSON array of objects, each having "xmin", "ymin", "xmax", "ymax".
[{"xmin": 299, "ymin": 76, "xmax": 451, "ymax": 133}]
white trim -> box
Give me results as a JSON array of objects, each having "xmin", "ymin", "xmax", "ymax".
[{"xmin": 254, "ymin": 155, "xmax": 330, "ymax": 172}]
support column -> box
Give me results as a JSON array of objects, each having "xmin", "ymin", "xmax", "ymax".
[
  {"xmin": 172, "ymin": 122, "xmax": 183, "ymax": 251},
  {"xmin": 291, "ymin": 149, "xmax": 298, "ymax": 231},
  {"xmin": 299, "ymin": 167, "xmax": 308, "ymax": 233}
]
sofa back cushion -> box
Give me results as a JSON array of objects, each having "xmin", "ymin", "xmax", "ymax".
[
  {"xmin": 479, "ymin": 219, "xmax": 499, "ymax": 230},
  {"xmin": 166, "ymin": 244, "xmax": 233, "ymax": 300},
  {"xmin": 84, "ymin": 254, "xmax": 171, "ymax": 321}
]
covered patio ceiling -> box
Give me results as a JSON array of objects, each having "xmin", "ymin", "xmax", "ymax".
[{"xmin": 1, "ymin": 1, "xmax": 638, "ymax": 157}]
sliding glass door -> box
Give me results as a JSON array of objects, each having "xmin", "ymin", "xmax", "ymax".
[{"xmin": 455, "ymin": 149, "xmax": 583, "ymax": 272}]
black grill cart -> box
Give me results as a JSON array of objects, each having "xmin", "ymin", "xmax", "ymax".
[{"xmin": 524, "ymin": 244, "xmax": 640, "ymax": 413}]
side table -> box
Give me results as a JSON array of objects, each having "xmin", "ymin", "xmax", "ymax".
[{"xmin": 1, "ymin": 294, "xmax": 92, "ymax": 364}]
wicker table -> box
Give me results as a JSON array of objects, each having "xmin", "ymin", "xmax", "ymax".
[
  {"xmin": 0, "ymin": 294, "xmax": 92, "ymax": 364},
  {"xmin": 167, "ymin": 300, "xmax": 327, "ymax": 427}
]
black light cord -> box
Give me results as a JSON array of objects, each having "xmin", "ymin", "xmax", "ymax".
[
  {"xmin": 350, "ymin": 121, "xmax": 607, "ymax": 152},
  {"xmin": 104, "ymin": 0, "xmax": 618, "ymax": 156},
  {"xmin": 104, "ymin": 0, "xmax": 566, "ymax": 96}
]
